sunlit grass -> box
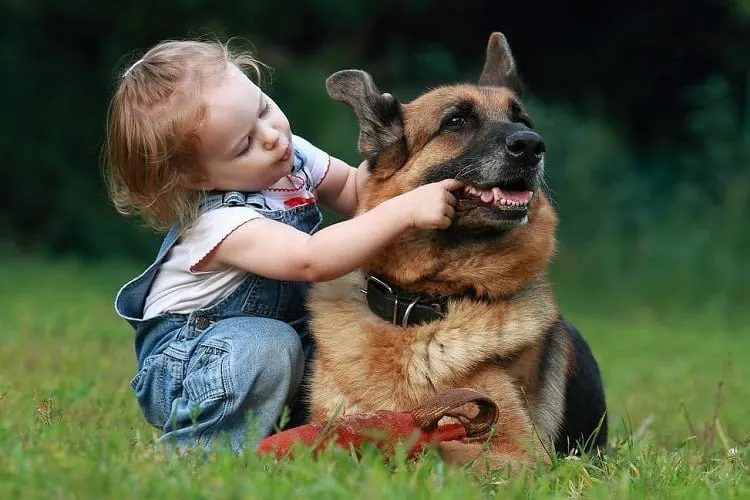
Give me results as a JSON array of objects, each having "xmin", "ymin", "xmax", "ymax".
[{"xmin": 0, "ymin": 258, "xmax": 747, "ymax": 498}]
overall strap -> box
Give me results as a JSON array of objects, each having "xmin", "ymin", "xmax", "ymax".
[
  {"xmin": 114, "ymin": 224, "xmax": 182, "ymax": 323},
  {"xmin": 198, "ymin": 191, "xmax": 267, "ymax": 213}
]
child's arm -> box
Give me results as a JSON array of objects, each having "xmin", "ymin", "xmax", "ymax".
[
  {"xmin": 200, "ymin": 179, "xmax": 462, "ymax": 282},
  {"xmin": 315, "ymin": 157, "xmax": 370, "ymax": 218}
]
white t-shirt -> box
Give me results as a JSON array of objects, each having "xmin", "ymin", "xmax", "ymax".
[{"xmin": 142, "ymin": 135, "xmax": 331, "ymax": 320}]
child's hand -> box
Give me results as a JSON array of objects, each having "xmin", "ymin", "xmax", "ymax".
[{"xmin": 392, "ymin": 179, "xmax": 464, "ymax": 230}]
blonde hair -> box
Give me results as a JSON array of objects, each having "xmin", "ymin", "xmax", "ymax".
[{"xmin": 104, "ymin": 39, "xmax": 265, "ymax": 231}]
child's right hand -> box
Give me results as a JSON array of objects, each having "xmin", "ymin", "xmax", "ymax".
[{"xmin": 391, "ymin": 179, "xmax": 465, "ymax": 230}]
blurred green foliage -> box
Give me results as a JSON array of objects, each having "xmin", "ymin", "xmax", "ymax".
[{"xmin": 0, "ymin": 1, "xmax": 747, "ymax": 314}]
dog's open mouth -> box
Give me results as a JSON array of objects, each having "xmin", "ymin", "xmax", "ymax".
[
  {"xmin": 452, "ymin": 179, "xmax": 535, "ymax": 228},
  {"xmin": 456, "ymin": 182, "xmax": 533, "ymax": 212}
]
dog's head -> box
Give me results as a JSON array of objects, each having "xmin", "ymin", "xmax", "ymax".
[
  {"xmin": 327, "ymin": 32, "xmax": 546, "ymax": 234},
  {"xmin": 327, "ymin": 33, "xmax": 556, "ymax": 296}
]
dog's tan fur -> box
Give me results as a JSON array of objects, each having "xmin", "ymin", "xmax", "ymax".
[{"xmin": 307, "ymin": 33, "xmax": 604, "ymax": 469}]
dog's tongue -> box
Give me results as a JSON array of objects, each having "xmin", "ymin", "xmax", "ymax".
[
  {"xmin": 498, "ymin": 189, "xmax": 534, "ymax": 203},
  {"xmin": 480, "ymin": 191, "xmax": 494, "ymax": 203}
]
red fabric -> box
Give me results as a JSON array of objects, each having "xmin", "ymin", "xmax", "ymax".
[
  {"xmin": 283, "ymin": 195, "xmax": 317, "ymax": 208},
  {"xmin": 257, "ymin": 410, "xmax": 467, "ymax": 460},
  {"xmin": 313, "ymin": 155, "xmax": 331, "ymax": 189}
]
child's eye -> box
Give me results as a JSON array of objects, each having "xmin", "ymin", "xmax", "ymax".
[
  {"xmin": 238, "ymin": 137, "xmax": 252, "ymax": 156},
  {"xmin": 260, "ymin": 101, "xmax": 270, "ymax": 117}
]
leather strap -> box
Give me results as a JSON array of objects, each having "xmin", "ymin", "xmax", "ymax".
[
  {"xmin": 410, "ymin": 388, "xmax": 499, "ymax": 438},
  {"xmin": 363, "ymin": 274, "xmax": 448, "ymax": 327}
]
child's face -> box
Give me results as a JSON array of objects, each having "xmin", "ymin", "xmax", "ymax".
[{"xmin": 197, "ymin": 63, "xmax": 293, "ymax": 192}]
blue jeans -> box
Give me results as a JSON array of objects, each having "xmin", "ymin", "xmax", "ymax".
[{"xmin": 131, "ymin": 315, "xmax": 310, "ymax": 451}]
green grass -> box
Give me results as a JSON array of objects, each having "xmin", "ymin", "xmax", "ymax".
[{"xmin": 0, "ymin": 258, "xmax": 748, "ymax": 499}]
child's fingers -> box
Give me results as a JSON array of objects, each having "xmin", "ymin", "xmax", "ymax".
[{"xmin": 439, "ymin": 178, "xmax": 465, "ymax": 192}]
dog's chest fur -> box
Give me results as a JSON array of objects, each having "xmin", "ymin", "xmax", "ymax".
[{"xmin": 307, "ymin": 272, "xmax": 567, "ymax": 443}]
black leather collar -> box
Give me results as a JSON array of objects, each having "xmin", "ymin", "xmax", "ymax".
[{"xmin": 361, "ymin": 274, "xmax": 450, "ymax": 327}]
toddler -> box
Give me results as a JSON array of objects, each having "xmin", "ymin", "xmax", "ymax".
[{"xmin": 105, "ymin": 39, "xmax": 461, "ymax": 451}]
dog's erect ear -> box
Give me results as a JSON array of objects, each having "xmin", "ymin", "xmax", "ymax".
[
  {"xmin": 478, "ymin": 32, "xmax": 521, "ymax": 91},
  {"xmin": 326, "ymin": 70, "xmax": 407, "ymax": 171}
]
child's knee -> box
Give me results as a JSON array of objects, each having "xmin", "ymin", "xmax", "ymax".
[{"xmin": 220, "ymin": 318, "xmax": 305, "ymax": 395}]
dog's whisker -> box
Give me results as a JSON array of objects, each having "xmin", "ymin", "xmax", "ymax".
[
  {"xmin": 454, "ymin": 163, "xmax": 483, "ymax": 180},
  {"xmin": 540, "ymin": 177, "xmax": 560, "ymax": 208}
]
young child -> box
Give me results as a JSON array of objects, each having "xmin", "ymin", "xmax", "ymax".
[{"xmin": 105, "ymin": 40, "xmax": 462, "ymax": 452}]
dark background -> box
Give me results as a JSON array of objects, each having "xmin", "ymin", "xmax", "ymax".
[{"xmin": 1, "ymin": 0, "xmax": 748, "ymax": 316}]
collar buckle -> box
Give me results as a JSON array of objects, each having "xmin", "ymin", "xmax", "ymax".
[{"xmin": 361, "ymin": 274, "xmax": 446, "ymax": 327}]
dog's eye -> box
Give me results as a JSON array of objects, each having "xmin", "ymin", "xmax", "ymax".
[{"xmin": 441, "ymin": 114, "xmax": 468, "ymax": 131}]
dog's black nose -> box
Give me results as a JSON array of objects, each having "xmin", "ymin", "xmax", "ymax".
[{"xmin": 505, "ymin": 131, "xmax": 546, "ymax": 164}]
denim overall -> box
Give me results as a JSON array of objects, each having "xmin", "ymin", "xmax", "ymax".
[{"xmin": 115, "ymin": 179, "xmax": 322, "ymax": 452}]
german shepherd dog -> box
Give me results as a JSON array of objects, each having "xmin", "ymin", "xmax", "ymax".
[{"xmin": 306, "ymin": 32, "xmax": 607, "ymax": 469}]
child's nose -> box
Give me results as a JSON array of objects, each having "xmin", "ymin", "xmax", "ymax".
[{"xmin": 258, "ymin": 123, "xmax": 280, "ymax": 150}]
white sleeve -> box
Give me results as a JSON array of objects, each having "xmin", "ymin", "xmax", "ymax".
[
  {"xmin": 292, "ymin": 134, "xmax": 331, "ymax": 190},
  {"xmin": 183, "ymin": 206, "xmax": 262, "ymax": 272}
]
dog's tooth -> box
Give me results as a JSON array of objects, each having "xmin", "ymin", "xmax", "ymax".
[{"xmin": 492, "ymin": 187, "xmax": 502, "ymax": 203}]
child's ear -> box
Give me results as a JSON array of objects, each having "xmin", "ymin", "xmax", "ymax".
[{"xmin": 181, "ymin": 170, "xmax": 213, "ymax": 191}]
